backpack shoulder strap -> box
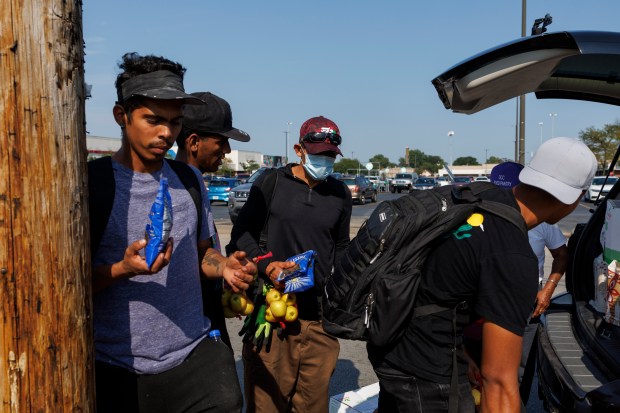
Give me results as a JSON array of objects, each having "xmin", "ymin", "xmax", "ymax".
[
  {"xmin": 88, "ymin": 156, "xmax": 115, "ymax": 257},
  {"xmin": 452, "ymin": 183, "xmax": 527, "ymax": 235},
  {"xmin": 165, "ymin": 159, "xmax": 203, "ymax": 237},
  {"xmin": 258, "ymin": 168, "xmax": 280, "ymax": 249},
  {"xmin": 477, "ymin": 200, "xmax": 527, "ymax": 235}
]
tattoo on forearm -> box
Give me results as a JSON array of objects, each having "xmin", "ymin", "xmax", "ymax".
[{"xmin": 202, "ymin": 251, "xmax": 223, "ymax": 274}]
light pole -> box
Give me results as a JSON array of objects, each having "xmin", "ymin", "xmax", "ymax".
[
  {"xmin": 518, "ymin": 0, "xmax": 527, "ymax": 165},
  {"xmin": 447, "ymin": 131, "xmax": 455, "ymax": 167},
  {"xmin": 549, "ymin": 113, "xmax": 557, "ymax": 140},
  {"xmin": 284, "ymin": 121, "xmax": 292, "ymax": 164},
  {"xmin": 538, "ymin": 122, "xmax": 544, "ymax": 146}
]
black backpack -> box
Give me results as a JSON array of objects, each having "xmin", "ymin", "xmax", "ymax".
[{"xmin": 322, "ymin": 182, "xmax": 527, "ymax": 347}]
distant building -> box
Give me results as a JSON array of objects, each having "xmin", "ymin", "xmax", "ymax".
[
  {"xmin": 438, "ymin": 164, "xmax": 499, "ymax": 177},
  {"xmin": 225, "ymin": 150, "xmax": 263, "ymax": 172},
  {"xmin": 87, "ymin": 135, "xmax": 121, "ymax": 159},
  {"xmin": 85, "ymin": 137, "xmax": 296, "ymax": 174}
]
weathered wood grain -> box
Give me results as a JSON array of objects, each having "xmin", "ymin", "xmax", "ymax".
[{"xmin": 1, "ymin": 1, "xmax": 94, "ymax": 411}]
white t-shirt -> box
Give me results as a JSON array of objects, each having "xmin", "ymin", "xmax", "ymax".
[{"xmin": 528, "ymin": 223, "xmax": 566, "ymax": 282}]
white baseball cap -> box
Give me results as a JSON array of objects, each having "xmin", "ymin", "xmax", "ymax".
[{"xmin": 519, "ymin": 137, "xmax": 597, "ymax": 205}]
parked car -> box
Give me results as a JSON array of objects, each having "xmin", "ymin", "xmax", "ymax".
[
  {"xmin": 436, "ymin": 176, "xmax": 452, "ymax": 187},
  {"xmin": 338, "ymin": 175, "xmax": 377, "ymax": 204},
  {"xmin": 236, "ymin": 173, "xmax": 251, "ymax": 184},
  {"xmin": 452, "ymin": 176, "xmax": 473, "ymax": 187},
  {"xmin": 432, "ymin": 30, "xmax": 620, "ymax": 412},
  {"xmin": 473, "ymin": 176, "xmax": 490, "ymax": 182},
  {"xmin": 228, "ymin": 167, "xmax": 271, "ymax": 223},
  {"xmin": 367, "ymin": 176, "xmax": 388, "ymax": 192},
  {"xmin": 585, "ymin": 176, "xmax": 619, "ymax": 203},
  {"xmin": 390, "ymin": 172, "xmax": 418, "ymax": 193},
  {"xmin": 412, "ymin": 177, "xmax": 439, "ymax": 190},
  {"xmin": 208, "ymin": 177, "xmax": 240, "ymax": 205}
]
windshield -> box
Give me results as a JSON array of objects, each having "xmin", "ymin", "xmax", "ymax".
[
  {"xmin": 417, "ymin": 178, "xmax": 435, "ymax": 184},
  {"xmin": 340, "ymin": 178, "xmax": 356, "ymax": 185},
  {"xmin": 248, "ymin": 168, "xmax": 268, "ymax": 183},
  {"xmin": 210, "ymin": 180, "xmax": 236, "ymax": 187},
  {"xmin": 454, "ymin": 177, "xmax": 471, "ymax": 182},
  {"xmin": 592, "ymin": 177, "xmax": 618, "ymax": 185},
  {"xmin": 395, "ymin": 174, "xmax": 412, "ymax": 179}
]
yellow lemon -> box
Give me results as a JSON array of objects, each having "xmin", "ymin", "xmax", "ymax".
[
  {"xmin": 266, "ymin": 289, "xmax": 282, "ymax": 304},
  {"xmin": 221, "ymin": 289, "xmax": 232, "ymax": 307},
  {"xmin": 265, "ymin": 307, "xmax": 278, "ymax": 323},
  {"xmin": 285, "ymin": 306, "xmax": 298, "ymax": 322},
  {"xmin": 270, "ymin": 300, "xmax": 287, "ymax": 318},
  {"xmin": 242, "ymin": 301, "xmax": 255, "ymax": 316},
  {"xmin": 282, "ymin": 293, "xmax": 297, "ymax": 306},
  {"xmin": 472, "ymin": 388, "xmax": 481, "ymax": 406},
  {"xmin": 229, "ymin": 294, "xmax": 247, "ymax": 313}
]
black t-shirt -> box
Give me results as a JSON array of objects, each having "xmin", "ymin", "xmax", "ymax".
[
  {"xmin": 368, "ymin": 188, "xmax": 538, "ymax": 383},
  {"xmin": 228, "ymin": 165, "xmax": 352, "ymax": 320}
]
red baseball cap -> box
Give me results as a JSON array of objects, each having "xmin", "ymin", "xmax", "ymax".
[{"xmin": 299, "ymin": 116, "xmax": 342, "ymax": 156}]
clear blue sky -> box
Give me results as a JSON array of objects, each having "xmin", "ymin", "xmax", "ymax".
[{"xmin": 83, "ymin": 0, "xmax": 620, "ymax": 167}]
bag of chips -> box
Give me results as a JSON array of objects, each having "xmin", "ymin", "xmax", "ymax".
[
  {"xmin": 145, "ymin": 178, "xmax": 173, "ymax": 268},
  {"xmin": 276, "ymin": 250, "xmax": 316, "ymax": 293}
]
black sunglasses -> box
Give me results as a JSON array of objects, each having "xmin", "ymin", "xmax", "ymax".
[{"xmin": 301, "ymin": 132, "xmax": 342, "ymax": 146}]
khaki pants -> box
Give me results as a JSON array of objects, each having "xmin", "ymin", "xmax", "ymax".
[{"xmin": 243, "ymin": 320, "xmax": 340, "ymax": 413}]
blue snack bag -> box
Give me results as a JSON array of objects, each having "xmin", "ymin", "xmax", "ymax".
[
  {"xmin": 145, "ymin": 178, "xmax": 173, "ymax": 268},
  {"xmin": 276, "ymin": 250, "xmax": 316, "ymax": 293}
]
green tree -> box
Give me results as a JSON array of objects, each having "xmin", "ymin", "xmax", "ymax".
[
  {"xmin": 400, "ymin": 149, "xmax": 445, "ymax": 174},
  {"xmin": 486, "ymin": 156, "xmax": 504, "ymax": 164},
  {"xmin": 368, "ymin": 154, "xmax": 396, "ymax": 169},
  {"xmin": 580, "ymin": 121, "xmax": 620, "ymax": 171},
  {"xmin": 453, "ymin": 156, "xmax": 479, "ymax": 166},
  {"xmin": 243, "ymin": 160, "xmax": 260, "ymax": 173},
  {"xmin": 216, "ymin": 158, "xmax": 235, "ymax": 176},
  {"xmin": 421, "ymin": 155, "xmax": 444, "ymax": 174},
  {"xmin": 334, "ymin": 158, "xmax": 360, "ymax": 174}
]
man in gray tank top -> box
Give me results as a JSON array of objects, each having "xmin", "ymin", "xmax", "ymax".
[{"xmin": 90, "ymin": 52, "xmax": 256, "ymax": 413}]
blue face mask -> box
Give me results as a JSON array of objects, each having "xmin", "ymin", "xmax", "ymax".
[{"xmin": 302, "ymin": 152, "xmax": 335, "ymax": 181}]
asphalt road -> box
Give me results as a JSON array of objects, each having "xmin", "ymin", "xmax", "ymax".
[{"xmin": 212, "ymin": 192, "xmax": 594, "ymax": 412}]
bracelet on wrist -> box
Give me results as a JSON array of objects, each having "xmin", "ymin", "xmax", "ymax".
[{"xmin": 546, "ymin": 278, "xmax": 559, "ymax": 286}]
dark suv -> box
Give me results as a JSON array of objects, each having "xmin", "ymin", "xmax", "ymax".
[
  {"xmin": 227, "ymin": 167, "xmax": 270, "ymax": 223},
  {"xmin": 433, "ymin": 30, "xmax": 620, "ymax": 411}
]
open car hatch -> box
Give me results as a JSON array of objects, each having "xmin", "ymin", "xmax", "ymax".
[{"xmin": 432, "ymin": 31, "xmax": 620, "ymax": 114}]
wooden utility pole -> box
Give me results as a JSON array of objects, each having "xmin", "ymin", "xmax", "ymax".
[{"xmin": 0, "ymin": 1, "xmax": 94, "ymax": 412}]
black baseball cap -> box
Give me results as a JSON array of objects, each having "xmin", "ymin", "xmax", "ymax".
[
  {"xmin": 119, "ymin": 70, "xmax": 204, "ymax": 105},
  {"xmin": 182, "ymin": 92, "xmax": 251, "ymax": 142}
]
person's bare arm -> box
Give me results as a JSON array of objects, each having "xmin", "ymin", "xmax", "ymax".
[
  {"xmin": 93, "ymin": 238, "xmax": 173, "ymax": 293},
  {"xmin": 198, "ymin": 239, "xmax": 256, "ymax": 293},
  {"xmin": 480, "ymin": 321, "xmax": 523, "ymax": 413},
  {"xmin": 533, "ymin": 244, "xmax": 568, "ymax": 317}
]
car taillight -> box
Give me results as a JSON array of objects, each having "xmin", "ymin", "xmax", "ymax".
[
  {"xmin": 226, "ymin": 187, "xmax": 231, "ymax": 191},
  {"xmin": 354, "ymin": 186, "xmax": 359, "ymax": 191}
]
